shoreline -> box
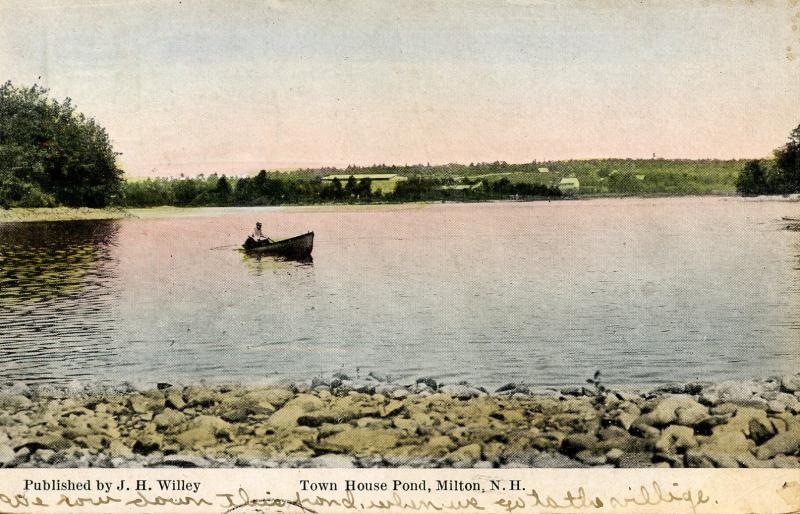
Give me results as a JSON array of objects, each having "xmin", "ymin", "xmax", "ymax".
[
  {"xmin": 1, "ymin": 373, "xmax": 798, "ymax": 469},
  {"xmin": 2, "ymin": 194, "xmax": 798, "ymax": 223}
]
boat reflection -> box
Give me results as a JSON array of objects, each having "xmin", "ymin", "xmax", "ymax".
[{"xmin": 240, "ymin": 251, "xmax": 313, "ymax": 275}]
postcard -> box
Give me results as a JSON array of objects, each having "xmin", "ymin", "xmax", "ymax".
[{"xmin": 0, "ymin": 1, "xmax": 799, "ymax": 513}]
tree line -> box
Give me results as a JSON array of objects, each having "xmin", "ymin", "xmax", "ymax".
[{"xmin": 120, "ymin": 171, "xmax": 561, "ymax": 207}]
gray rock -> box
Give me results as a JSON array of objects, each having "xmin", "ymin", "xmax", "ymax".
[
  {"xmin": 440, "ymin": 384, "xmax": 476, "ymax": 400},
  {"xmin": 700, "ymin": 381, "xmax": 770, "ymax": 408},
  {"xmin": 748, "ymin": 418, "xmax": 775, "ymax": 445},
  {"xmin": 529, "ymin": 452, "xmax": 587, "ymax": 468},
  {"xmin": 703, "ymin": 450, "xmax": 740, "ymax": 468},
  {"xmin": 153, "ymin": 408, "xmax": 187, "ymax": 430},
  {"xmin": 161, "ymin": 454, "xmax": 210, "ymax": 468},
  {"xmin": 767, "ymin": 401, "xmax": 786, "ymax": 414},
  {"xmin": 655, "ymin": 425, "xmax": 698, "ymax": 453},
  {"xmin": 495, "ymin": 383, "xmax": 518, "ymax": 393},
  {"xmin": 2, "ymin": 383, "xmax": 30, "ymax": 397},
  {"xmin": 576, "ymin": 450, "xmax": 607, "ymax": 466},
  {"xmin": 771, "ymin": 455, "xmax": 800, "ymax": 468},
  {"xmin": 734, "ymin": 453, "xmax": 770, "ymax": 468},
  {"xmin": 391, "ymin": 388, "xmax": 410, "ymax": 399},
  {"xmin": 307, "ymin": 455, "xmax": 356, "ymax": 468},
  {"xmin": 710, "ymin": 403, "xmax": 739, "ymax": 416},
  {"xmin": 630, "ymin": 423, "xmax": 661, "ymax": 440},
  {"xmin": 267, "ymin": 394, "xmax": 325, "ymax": 429},
  {"xmin": 765, "ymin": 393, "xmax": 800, "ymax": 414},
  {"xmin": 109, "ymin": 441, "xmax": 134, "ymax": 459},
  {"xmin": 755, "ymin": 430, "xmax": 800, "ymax": 459},
  {"xmin": 614, "ymin": 411, "xmax": 639, "ymax": 430},
  {"xmin": 0, "ymin": 444, "xmax": 15, "ymax": 467},
  {"xmin": 132, "ymin": 432, "xmax": 164, "ymax": 455},
  {"xmin": 561, "ymin": 434, "xmax": 599, "ymax": 456},
  {"xmin": 311, "ymin": 377, "xmax": 329, "ymax": 388},
  {"xmin": 183, "ymin": 386, "xmax": 221, "ymax": 408},
  {"xmin": 617, "ymin": 452, "xmax": 654, "ymax": 468},
  {"xmin": 780, "ymin": 374, "xmax": 800, "ymax": 393},
  {"xmin": 164, "ymin": 390, "xmax": 186, "ymax": 410},
  {"xmin": 320, "ymin": 428, "xmax": 401, "ymax": 453},
  {"xmin": 642, "ymin": 395, "xmax": 708, "ymax": 427},
  {"xmin": 416, "ymin": 378, "xmax": 438, "ymax": 390},
  {"xmin": 0, "ymin": 395, "xmax": 32, "ymax": 412},
  {"xmin": 446, "ymin": 443, "xmax": 482, "ymax": 465}
]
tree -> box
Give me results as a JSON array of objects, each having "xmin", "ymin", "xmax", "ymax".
[
  {"xmin": 0, "ymin": 81, "xmax": 123, "ymax": 207},
  {"xmin": 736, "ymin": 160, "xmax": 768, "ymax": 196},
  {"xmin": 214, "ymin": 175, "xmax": 231, "ymax": 202},
  {"xmin": 736, "ymin": 124, "xmax": 800, "ymax": 196},
  {"xmin": 774, "ymin": 124, "xmax": 800, "ymax": 193},
  {"xmin": 357, "ymin": 178, "xmax": 372, "ymax": 198},
  {"xmin": 253, "ymin": 169, "xmax": 268, "ymax": 194},
  {"xmin": 331, "ymin": 177, "xmax": 343, "ymax": 198},
  {"xmin": 345, "ymin": 175, "xmax": 358, "ymax": 197},
  {"xmin": 173, "ymin": 178, "xmax": 200, "ymax": 205}
]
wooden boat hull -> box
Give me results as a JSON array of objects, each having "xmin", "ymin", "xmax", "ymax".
[{"xmin": 243, "ymin": 231, "xmax": 314, "ymax": 259}]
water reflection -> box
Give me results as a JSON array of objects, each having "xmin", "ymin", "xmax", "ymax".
[
  {"xmin": 0, "ymin": 221, "xmax": 120, "ymax": 382},
  {"xmin": 0, "ymin": 221, "xmax": 118, "ymax": 305},
  {"xmin": 240, "ymin": 251, "xmax": 313, "ymax": 276}
]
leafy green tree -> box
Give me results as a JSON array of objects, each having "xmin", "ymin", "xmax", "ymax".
[
  {"xmin": 345, "ymin": 175, "xmax": 358, "ymax": 197},
  {"xmin": 492, "ymin": 177, "xmax": 513, "ymax": 195},
  {"xmin": 214, "ymin": 175, "xmax": 231, "ymax": 203},
  {"xmin": 774, "ymin": 124, "xmax": 800, "ymax": 193},
  {"xmin": 357, "ymin": 178, "xmax": 372, "ymax": 198},
  {"xmin": 331, "ymin": 177, "xmax": 343, "ymax": 198},
  {"xmin": 736, "ymin": 160, "xmax": 768, "ymax": 196},
  {"xmin": 0, "ymin": 81, "xmax": 122, "ymax": 207},
  {"xmin": 173, "ymin": 178, "xmax": 200, "ymax": 205}
]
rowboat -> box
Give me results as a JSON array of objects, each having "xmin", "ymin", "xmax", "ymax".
[{"xmin": 242, "ymin": 231, "xmax": 314, "ymax": 259}]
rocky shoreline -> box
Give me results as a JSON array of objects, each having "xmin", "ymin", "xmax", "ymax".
[{"xmin": 1, "ymin": 373, "xmax": 799, "ymax": 469}]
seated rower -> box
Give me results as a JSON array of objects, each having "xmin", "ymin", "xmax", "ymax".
[{"xmin": 251, "ymin": 222, "xmax": 272, "ymax": 243}]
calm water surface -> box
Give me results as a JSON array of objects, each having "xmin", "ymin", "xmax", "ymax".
[{"xmin": 1, "ymin": 197, "xmax": 798, "ymax": 388}]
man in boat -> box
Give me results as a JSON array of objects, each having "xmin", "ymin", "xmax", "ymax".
[{"xmin": 251, "ymin": 222, "xmax": 272, "ymax": 243}]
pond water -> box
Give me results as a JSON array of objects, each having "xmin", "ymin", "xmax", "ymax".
[{"xmin": 0, "ymin": 197, "xmax": 798, "ymax": 388}]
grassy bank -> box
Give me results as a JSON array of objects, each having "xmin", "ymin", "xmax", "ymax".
[
  {"xmin": 0, "ymin": 207, "xmax": 134, "ymax": 223},
  {"xmin": 1, "ymin": 374, "xmax": 798, "ymax": 468}
]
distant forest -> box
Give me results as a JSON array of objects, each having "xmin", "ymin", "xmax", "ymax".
[
  {"xmin": 120, "ymin": 169, "xmax": 561, "ymax": 207},
  {"xmin": 117, "ymin": 158, "xmax": 743, "ymax": 208}
]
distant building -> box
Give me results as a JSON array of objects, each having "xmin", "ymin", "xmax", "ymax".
[
  {"xmin": 537, "ymin": 167, "xmax": 550, "ymax": 173},
  {"xmin": 558, "ymin": 177, "xmax": 580, "ymax": 194},
  {"xmin": 321, "ymin": 174, "xmax": 408, "ymax": 193}
]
